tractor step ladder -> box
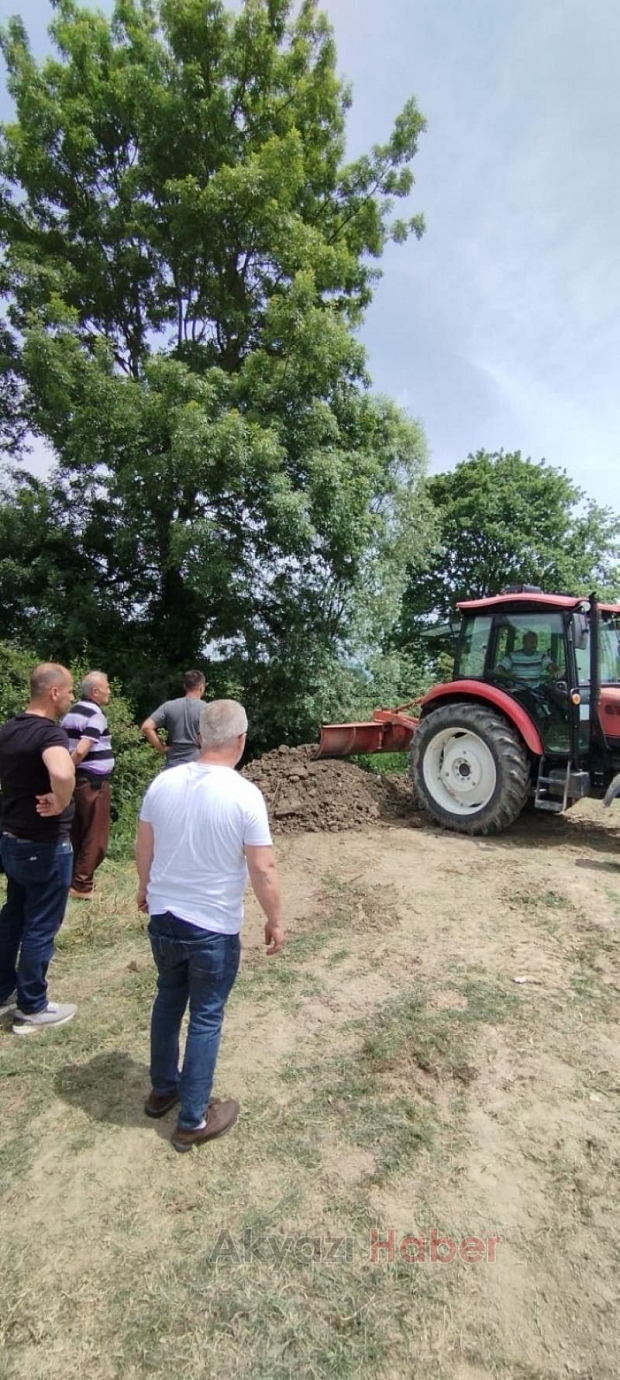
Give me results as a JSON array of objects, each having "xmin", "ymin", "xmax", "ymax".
[{"xmin": 534, "ymin": 758, "xmax": 570, "ymax": 813}]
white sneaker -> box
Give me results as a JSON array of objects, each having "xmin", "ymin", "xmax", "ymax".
[
  {"xmin": 12, "ymin": 1001, "xmax": 77, "ymax": 1036},
  {"xmin": 0, "ymin": 989, "xmax": 17, "ymax": 1018}
]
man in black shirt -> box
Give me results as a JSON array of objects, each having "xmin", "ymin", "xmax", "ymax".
[{"xmin": 0, "ymin": 663, "xmax": 78, "ymax": 1034}]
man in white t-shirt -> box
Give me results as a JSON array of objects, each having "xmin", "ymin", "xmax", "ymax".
[{"xmin": 135, "ymin": 699, "xmax": 284, "ymax": 1153}]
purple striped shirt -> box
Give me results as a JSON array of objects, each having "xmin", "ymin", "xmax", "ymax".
[{"xmin": 61, "ymin": 700, "xmax": 114, "ymax": 776}]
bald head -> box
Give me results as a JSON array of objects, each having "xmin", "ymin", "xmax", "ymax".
[
  {"xmin": 30, "ymin": 663, "xmax": 72, "ymax": 699},
  {"xmin": 28, "ymin": 663, "xmax": 74, "ymax": 720}
]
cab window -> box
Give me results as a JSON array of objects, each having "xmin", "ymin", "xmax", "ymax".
[
  {"xmin": 573, "ymin": 616, "xmax": 620, "ymax": 686},
  {"xmin": 600, "ymin": 619, "xmax": 620, "ymax": 685},
  {"xmin": 456, "ymin": 616, "xmax": 492, "ymax": 678},
  {"xmin": 490, "ymin": 613, "xmax": 566, "ymax": 680}
]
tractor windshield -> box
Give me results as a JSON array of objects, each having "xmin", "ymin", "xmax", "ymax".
[
  {"xmin": 490, "ymin": 612, "xmax": 567, "ymax": 682},
  {"xmin": 456, "ymin": 610, "xmax": 570, "ymax": 751},
  {"xmin": 456, "ymin": 611, "xmax": 567, "ymax": 682}
]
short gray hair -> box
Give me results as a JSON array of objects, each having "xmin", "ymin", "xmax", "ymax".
[
  {"xmin": 199, "ymin": 699, "xmax": 248, "ymax": 748},
  {"xmin": 81, "ymin": 671, "xmax": 108, "ymax": 697}
]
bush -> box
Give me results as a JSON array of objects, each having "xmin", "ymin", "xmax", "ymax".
[
  {"xmin": 102, "ymin": 688, "xmax": 159, "ymax": 857},
  {"xmin": 0, "ymin": 642, "xmax": 36, "ymax": 720}
]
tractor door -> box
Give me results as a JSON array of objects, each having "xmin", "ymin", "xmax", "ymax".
[
  {"xmin": 575, "ymin": 611, "xmax": 620, "ymax": 754},
  {"xmin": 486, "ymin": 611, "xmax": 572, "ymax": 754}
]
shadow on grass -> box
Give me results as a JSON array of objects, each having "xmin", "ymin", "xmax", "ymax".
[
  {"xmin": 575, "ymin": 857, "xmax": 620, "ymax": 875},
  {"xmin": 487, "ymin": 809, "xmax": 620, "ymax": 855},
  {"xmin": 55, "ymin": 1051, "xmax": 176, "ymax": 1140}
]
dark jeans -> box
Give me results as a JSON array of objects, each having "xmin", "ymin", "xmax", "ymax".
[
  {"xmin": 0, "ymin": 835, "xmax": 73, "ymax": 1013},
  {"xmin": 148, "ymin": 911, "xmax": 240, "ymax": 1130}
]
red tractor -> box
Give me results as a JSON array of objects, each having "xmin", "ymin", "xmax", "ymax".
[{"xmin": 318, "ymin": 588, "xmax": 620, "ymax": 835}]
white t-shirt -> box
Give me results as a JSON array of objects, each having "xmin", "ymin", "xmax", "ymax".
[{"xmin": 139, "ymin": 762, "xmax": 272, "ymax": 934}]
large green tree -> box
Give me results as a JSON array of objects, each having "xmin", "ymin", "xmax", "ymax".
[
  {"xmin": 399, "ymin": 450, "xmax": 620, "ymax": 648},
  {"xmin": 0, "ymin": 0, "xmax": 432, "ymax": 737}
]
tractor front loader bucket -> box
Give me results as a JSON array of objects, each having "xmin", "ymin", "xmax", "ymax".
[{"xmin": 317, "ymin": 707, "xmax": 419, "ymax": 759}]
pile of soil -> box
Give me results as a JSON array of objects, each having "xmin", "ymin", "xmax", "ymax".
[{"xmin": 242, "ymin": 743, "xmax": 421, "ymax": 833}]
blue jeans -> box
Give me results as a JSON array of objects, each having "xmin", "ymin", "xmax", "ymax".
[
  {"xmin": 148, "ymin": 912, "xmax": 240, "ymax": 1130},
  {"xmin": 0, "ymin": 835, "xmax": 73, "ymax": 1013}
]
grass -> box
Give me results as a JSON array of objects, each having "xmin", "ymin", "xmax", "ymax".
[
  {"xmin": 351, "ymin": 752, "xmax": 408, "ymax": 776},
  {"xmin": 274, "ymin": 975, "xmax": 527, "ymax": 1185},
  {"xmin": 1, "ymin": 819, "xmax": 620, "ymax": 1380},
  {"xmin": 0, "ymin": 864, "xmax": 484, "ymax": 1378},
  {"xmin": 568, "ymin": 926, "xmax": 620, "ymax": 1012}
]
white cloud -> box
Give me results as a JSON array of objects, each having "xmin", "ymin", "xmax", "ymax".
[{"xmin": 325, "ymin": 0, "xmax": 620, "ymax": 504}]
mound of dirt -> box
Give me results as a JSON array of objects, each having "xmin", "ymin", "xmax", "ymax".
[{"xmin": 242, "ymin": 743, "xmax": 421, "ymax": 833}]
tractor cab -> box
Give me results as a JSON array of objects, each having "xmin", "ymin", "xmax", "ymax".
[{"xmin": 453, "ymin": 591, "xmax": 620, "ymax": 765}]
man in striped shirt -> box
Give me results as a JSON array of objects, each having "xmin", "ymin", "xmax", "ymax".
[
  {"xmin": 497, "ymin": 631, "xmax": 558, "ymax": 684},
  {"xmin": 62, "ymin": 671, "xmax": 114, "ymax": 898}
]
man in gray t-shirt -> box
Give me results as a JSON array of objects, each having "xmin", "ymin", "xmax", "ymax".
[{"xmin": 141, "ymin": 670, "xmax": 206, "ymax": 768}]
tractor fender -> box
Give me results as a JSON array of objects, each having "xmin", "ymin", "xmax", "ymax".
[{"xmin": 419, "ymin": 681, "xmax": 544, "ymax": 757}]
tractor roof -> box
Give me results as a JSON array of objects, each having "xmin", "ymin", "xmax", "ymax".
[
  {"xmin": 458, "ymin": 593, "xmax": 620, "ymax": 615},
  {"xmin": 458, "ymin": 593, "xmax": 582, "ymax": 612}
]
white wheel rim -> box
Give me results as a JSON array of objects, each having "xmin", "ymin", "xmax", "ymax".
[{"xmin": 422, "ymin": 727, "xmax": 497, "ymax": 816}]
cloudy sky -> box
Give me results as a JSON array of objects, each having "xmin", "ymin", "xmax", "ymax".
[
  {"xmin": 325, "ymin": 0, "xmax": 620, "ymax": 506},
  {"xmin": 1, "ymin": 0, "xmax": 619, "ymax": 505}
]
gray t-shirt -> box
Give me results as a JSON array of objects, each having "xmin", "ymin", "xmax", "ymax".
[{"xmin": 151, "ymin": 697, "xmax": 202, "ymax": 767}]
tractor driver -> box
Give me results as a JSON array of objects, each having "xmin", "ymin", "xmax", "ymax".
[{"xmin": 496, "ymin": 631, "xmax": 559, "ymax": 685}]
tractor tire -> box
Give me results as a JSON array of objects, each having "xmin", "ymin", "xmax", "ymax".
[{"xmin": 410, "ymin": 703, "xmax": 531, "ymax": 836}]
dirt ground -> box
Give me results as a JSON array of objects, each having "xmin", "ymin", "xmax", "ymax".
[{"xmin": 1, "ymin": 795, "xmax": 620, "ymax": 1379}]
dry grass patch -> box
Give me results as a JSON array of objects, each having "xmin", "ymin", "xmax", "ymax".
[{"xmin": 2, "ymin": 814, "xmax": 620, "ymax": 1379}]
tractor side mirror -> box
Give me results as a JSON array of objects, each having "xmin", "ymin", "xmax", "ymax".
[{"xmin": 572, "ymin": 613, "xmax": 589, "ymax": 651}]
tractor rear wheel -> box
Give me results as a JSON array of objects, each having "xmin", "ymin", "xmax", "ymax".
[{"xmin": 410, "ymin": 703, "xmax": 531, "ymax": 835}]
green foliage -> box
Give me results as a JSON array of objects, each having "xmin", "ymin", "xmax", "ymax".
[
  {"xmin": 98, "ymin": 683, "xmax": 159, "ymax": 856},
  {"xmin": 233, "ymin": 636, "xmax": 436, "ymax": 752},
  {"xmin": 352, "ymin": 750, "xmax": 408, "ymax": 776},
  {"xmin": 0, "ymin": 0, "xmax": 431, "ymax": 733},
  {"xmin": 0, "ymin": 468, "xmax": 99, "ymax": 656},
  {"xmin": 399, "ymin": 450, "xmax": 620, "ymax": 646},
  {"xmin": 0, "ymin": 640, "xmax": 35, "ymax": 720},
  {"xmin": 0, "ymin": 326, "xmax": 30, "ymax": 455}
]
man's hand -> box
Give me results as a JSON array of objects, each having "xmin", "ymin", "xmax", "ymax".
[
  {"xmin": 36, "ymin": 792, "xmax": 64, "ymax": 817},
  {"xmin": 41, "ymin": 745, "xmax": 75, "ymax": 812},
  {"xmin": 71, "ymin": 734, "xmax": 97, "ymax": 766},
  {"xmin": 264, "ymin": 920, "xmax": 284, "ymax": 955},
  {"xmin": 141, "ymin": 718, "xmax": 168, "ymax": 754},
  {"xmin": 135, "ymin": 821, "xmax": 154, "ymax": 914},
  {"xmin": 246, "ymin": 846, "xmax": 283, "ymax": 955}
]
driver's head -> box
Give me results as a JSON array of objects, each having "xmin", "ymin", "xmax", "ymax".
[{"xmin": 522, "ymin": 631, "xmax": 538, "ymax": 655}]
